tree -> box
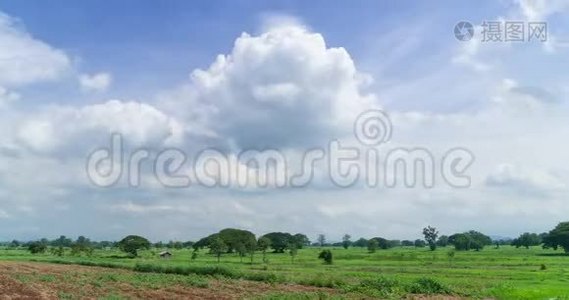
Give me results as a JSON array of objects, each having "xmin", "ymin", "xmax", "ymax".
[
  {"xmin": 245, "ymin": 238, "xmax": 257, "ymax": 264},
  {"xmin": 342, "ymin": 234, "xmax": 352, "ymax": 249},
  {"xmin": 353, "ymin": 238, "xmax": 368, "ymax": 248},
  {"xmin": 390, "ymin": 240, "xmax": 401, "ymax": 247},
  {"xmin": 370, "ymin": 237, "xmax": 397, "ymax": 249},
  {"xmin": 289, "ymin": 243, "xmax": 298, "ymax": 263},
  {"xmin": 512, "ymin": 232, "xmax": 541, "ymax": 249},
  {"xmin": 449, "ymin": 233, "xmax": 470, "ymax": 251},
  {"xmin": 71, "ymin": 236, "xmax": 93, "ymax": 256},
  {"xmin": 28, "ymin": 241, "xmax": 47, "ymax": 254},
  {"xmin": 52, "ymin": 246, "xmax": 65, "ymax": 257},
  {"xmin": 257, "ymin": 237, "xmax": 271, "ymax": 263},
  {"xmin": 318, "ymin": 249, "xmax": 333, "ymax": 264},
  {"xmin": 168, "ymin": 241, "xmax": 183, "ymax": 249},
  {"xmin": 235, "ymin": 242, "xmax": 247, "ymax": 262},
  {"xmin": 118, "ymin": 235, "xmax": 151, "ymax": 257},
  {"xmin": 230, "ymin": 236, "xmax": 256, "ymax": 263},
  {"xmin": 191, "ymin": 250, "xmax": 199, "ymax": 261},
  {"xmin": 367, "ymin": 239, "xmax": 379, "ymax": 253},
  {"xmin": 447, "ymin": 249, "xmax": 456, "ymax": 266},
  {"xmin": 436, "ymin": 235, "xmax": 449, "ymax": 247},
  {"xmin": 10, "ymin": 240, "xmax": 20, "ymax": 248},
  {"xmin": 467, "ymin": 231, "xmax": 492, "ymax": 247},
  {"xmin": 218, "ymin": 228, "xmax": 256, "ymax": 253},
  {"xmin": 543, "ymin": 222, "xmax": 569, "ymax": 252},
  {"xmin": 401, "ymin": 240, "xmax": 414, "ymax": 247},
  {"xmin": 317, "ymin": 234, "xmax": 326, "ymax": 247},
  {"xmin": 209, "ymin": 236, "xmax": 228, "ymax": 262},
  {"xmin": 422, "ymin": 226, "xmax": 439, "ymax": 251},
  {"xmin": 292, "ymin": 233, "xmax": 310, "ymax": 249},
  {"xmin": 193, "ymin": 233, "xmax": 219, "ymax": 250},
  {"xmin": 261, "ymin": 232, "xmax": 292, "ymax": 253},
  {"xmin": 53, "ymin": 235, "xmax": 72, "ymax": 248},
  {"xmin": 448, "ymin": 231, "xmax": 492, "ymax": 251},
  {"xmin": 182, "ymin": 241, "xmax": 194, "ymax": 248},
  {"xmin": 414, "ymin": 239, "xmax": 426, "ymax": 248}
]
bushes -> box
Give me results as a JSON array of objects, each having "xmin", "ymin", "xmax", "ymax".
[
  {"xmin": 318, "ymin": 250, "xmax": 333, "ymax": 264},
  {"xmin": 408, "ymin": 277, "xmax": 451, "ymax": 294},
  {"xmin": 133, "ymin": 263, "xmax": 281, "ymax": 283},
  {"xmin": 259, "ymin": 292, "xmax": 338, "ymax": 300},
  {"xmin": 46, "ymin": 259, "xmax": 125, "ymax": 269},
  {"xmin": 134, "ymin": 263, "xmax": 236, "ymax": 277},
  {"xmin": 349, "ymin": 277, "xmax": 404, "ymax": 298},
  {"xmin": 28, "ymin": 242, "xmax": 47, "ymax": 254},
  {"xmin": 242, "ymin": 272, "xmax": 280, "ymax": 283},
  {"xmin": 345, "ymin": 276, "xmax": 452, "ymax": 297},
  {"xmin": 298, "ymin": 276, "xmax": 345, "ymax": 288}
]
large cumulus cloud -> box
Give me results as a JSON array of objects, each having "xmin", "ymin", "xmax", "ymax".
[{"xmin": 160, "ymin": 23, "xmax": 378, "ymax": 149}]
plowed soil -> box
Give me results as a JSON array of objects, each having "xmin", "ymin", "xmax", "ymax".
[{"xmin": 0, "ymin": 262, "xmax": 336, "ymax": 299}]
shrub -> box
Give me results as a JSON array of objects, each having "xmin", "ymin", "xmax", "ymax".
[
  {"xmin": 28, "ymin": 242, "xmax": 47, "ymax": 254},
  {"xmin": 407, "ymin": 277, "xmax": 451, "ymax": 294},
  {"xmin": 134, "ymin": 263, "xmax": 237, "ymax": 278},
  {"xmin": 447, "ymin": 249, "xmax": 456, "ymax": 265},
  {"xmin": 318, "ymin": 250, "xmax": 333, "ymax": 264},
  {"xmin": 299, "ymin": 276, "xmax": 344, "ymax": 288},
  {"xmin": 348, "ymin": 277, "xmax": 404, "ymax": 297},
  {"xmin": 243, "ymin": 272, "xmax": 279, "ymax": 283}
]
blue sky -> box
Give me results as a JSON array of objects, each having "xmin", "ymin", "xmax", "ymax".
[
  {"xmin": 0, "ymin": 1, "xmax": 568, "ymax": 242},
  {"xmin": 0, "ymin": 1, "xmax": 505, "ymax": 105},
  {"xmin": 2, "ymin": 0, "xmax": 564, "ymax": 109}
]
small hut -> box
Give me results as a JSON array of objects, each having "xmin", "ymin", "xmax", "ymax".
[{"xmin": 159, "ymin": 251, "xmax": 172, "ymax": 259}]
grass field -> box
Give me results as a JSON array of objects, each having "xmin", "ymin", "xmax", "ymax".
[{"xmin": 1, "ymin": 246, "xmax": 568, "ymax": 299}]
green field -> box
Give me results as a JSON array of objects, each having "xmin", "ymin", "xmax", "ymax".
[{"xmin": 1, "ymin": 245, "xmax": 568, "ymax": 299}]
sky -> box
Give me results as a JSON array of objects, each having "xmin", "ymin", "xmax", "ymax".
[{"xmin": 0, "ymin": 0, "xmax": 568, "ymax": 242}]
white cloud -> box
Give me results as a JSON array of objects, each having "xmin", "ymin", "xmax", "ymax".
[
  {"xmin": 452, "ymin": 0, "xmax": 569, "ymax": 70},
  {"xmin": 515, "ymin": 0, "xmax": 569, "ymax": 21},
  {"xmin": 109, "ymin": 201, "xmax": 176, "ymax": 215},
  {"xmin": 0, "ymin": 86, "xmax": 20, "ymax": 109},
  {"xmin": 79, "ymin": 72, "xmax": 112, "ymax": 92},
  {"xmin": 16, "ymin": 120, "xmax": 57, "ymax": 152},
  {"xmin": 509, "ymin": 0, "xmax": 569, "ymax": 54},
  {"xmin": 486, "ymin": 164, "xmax": 566, "ymax": 195},
  {"xmin": 159, "ymin": 23, "xmax": 378, "ymax": 149},
  {"xmin": 16, "ymin": 100, "xmax": 184, "ymax": 153},
  {"xmin": 0, "ymin": 12, "xmax": 71, "ymax": 87},
  {"xmin": 452, "ymin": 25, "xmax": 492, "ymax": 72}
]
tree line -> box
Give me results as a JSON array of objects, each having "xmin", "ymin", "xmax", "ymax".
[{"xmin": 3, "ymin": 222, "xmax": 569, "ymax": 259}]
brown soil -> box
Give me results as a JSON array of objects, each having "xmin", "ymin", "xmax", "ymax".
[{"xmin": 0, "ymin": 261, "xmax": 335, "ymax": 299}]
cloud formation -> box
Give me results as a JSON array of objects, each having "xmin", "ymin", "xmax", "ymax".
[
  {"xmin": 0, "ymin": 12, "xmax": 71, "ymax": 87},
  {"xmin": 79, "ymin": 72, "xmax": 113, "ymax": 93},
  {"xmin": 0, "ymin": 4, "xmax": 568, "ymax": 241},
  {"xmin": 16, "ymin": 100, "xmax": 183, "ymax": 153},
  {"xmin": 161, "ymin": 23, "xmax": 377, "ymax": 149}
]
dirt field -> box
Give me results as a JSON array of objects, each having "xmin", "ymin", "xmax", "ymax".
[{"xmin": 0, "ymin": 262, "xmax": 337, "ymax": 299}]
